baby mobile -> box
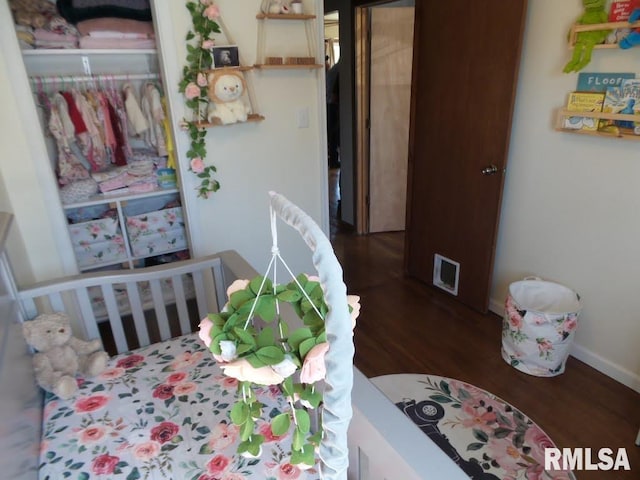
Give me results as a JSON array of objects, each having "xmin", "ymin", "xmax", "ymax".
[{"xmin": 179, "ymin": 0, "xmax": 221, "ymax": 199}]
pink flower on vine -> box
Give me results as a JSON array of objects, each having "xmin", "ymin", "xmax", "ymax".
[
  {"xmin": 191, "ymin": 157, "xmax": 205, "ymax": 173},
  {"xmin": 202, "ymin": 39, "xmax": 215, "ymax": 50},
  {"xmin": 185, "ymin": 82, "xmax": 201, "ymax": 100},
  {"xmin": 203, "ymin": 5, "xmax": 220, "ymax": 20}
]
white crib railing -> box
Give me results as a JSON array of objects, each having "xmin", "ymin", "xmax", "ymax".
[{"xmin": 16, "ymin": 250, "xmax": 256, "ymax": 354}]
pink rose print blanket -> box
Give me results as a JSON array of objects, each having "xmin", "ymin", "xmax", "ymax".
[{"xmin": 39, "ymin": 334, "xmax": 318, "ymax": 480}]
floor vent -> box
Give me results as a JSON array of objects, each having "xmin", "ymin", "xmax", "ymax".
[{"xmin": 433, "ymin": 254, "xmax": 460, "ymax": 296}]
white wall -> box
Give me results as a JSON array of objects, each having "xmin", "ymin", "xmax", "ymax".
[
  {"xmin": 492, "ymin": 0, "xmax": 640, "ymax": 391},
  {"xmin": 155, "ymin": 0, "xmax": 327, "ymax": 277}
]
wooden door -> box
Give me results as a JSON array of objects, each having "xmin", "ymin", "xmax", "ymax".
[
  {"xmin": 368, "ymin": 6, "xmax": 414, "ymax": 233},
  {"xmin": 405, "ymin": 0, "xmax": 527, "ymax": 312}
]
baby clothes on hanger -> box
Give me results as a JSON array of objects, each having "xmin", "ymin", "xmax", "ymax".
[
  {"xmin": 140, "ymin": 82, "xmax": 167, "ymax": 156},
  {"xmin": 123, "ymin": 82, "xmax": 148, "ymax": 137}
]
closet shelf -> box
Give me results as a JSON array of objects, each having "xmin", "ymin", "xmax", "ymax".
[
  {"xmin": 22, "ymin": 48, "xmax": 157, "ymax": 56},
  {"xmin": 194, "ymin": 114, "xmax": 265, "ymax": 128},
  {"xmin": 62, "ymin": 187, "xmax": 180, "ymax": 209},
  {"xmin": 555, "ymin": 108, "xmax": 640, "ymax": 140},
  {"xmin": 568, "ymin": 20, "xmax": 640, "ymax": 49}
]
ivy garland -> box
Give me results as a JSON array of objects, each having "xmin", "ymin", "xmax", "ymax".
[{"xmin": 178, "ymin": 0, "xmax": 222, "ymax": 199}]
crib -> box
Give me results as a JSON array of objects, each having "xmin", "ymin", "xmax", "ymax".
[{"xmin": 0, "ymin": 193, "xmax": 466, "ymax": 480}]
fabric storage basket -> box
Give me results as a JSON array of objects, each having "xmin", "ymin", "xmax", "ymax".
[
  {"xmin": 125, "ymin": 206, "xmax": 186, "ymax": 257},
  {"xmin": 73, "ymin": 236, "xmax": 126, "ymax": 269},
  {"xmin": 501, "ymin": 277, "xmax": 582, "ymax": 377},
  {"xmin": 68, "ymin": 216, "xmax": 120, "ymax": 247}
]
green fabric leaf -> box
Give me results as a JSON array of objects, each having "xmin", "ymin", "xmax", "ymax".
[
  {"xmin": 230, "ymin": 401, "xmax": 250, "ymax": 425},
  {"xmin": 255, "ymin": 295, "xmax": 276, "ymax": 322},
  {"xmin": 255, "ymin": 346, "xmax": 284, "ymax": 366},
  {"xmin": 271, "ymin": 413, "xmax": 291, "ymax": 436},
  {"xmin": 282, "ymin": 376, "xmax": 294, "ymax": 397},
  {"xmin": 233, "ymin": 327, "xmax": 256, "ymax": 346},
  {"xmin": 277, "ymin": 289, "xmax": 302, "ymax": 302},
  {"xmin": 294, "ymin": 408, "xmax": 311, "ymax": 434},
  {"xmin": 292, "ymin": 428, "xmax": 304, "ymax": 451},
  {"xmin": 250, "ymin": 275, "xmax": 272, "ymax": 295},
  {"xmin": 467, "ymin": 442, "xmax": 485, "ymax": 451},
  {"xmin": 288, "ymin": 327, "xmax": 313, "ymax": 351},
  {"xmin": 245, "ymin": 353, "xmax": 266, "ymax": 368},
  {"xmin": 291, "ymin": 444, "xmax": 315, "ymax": 467},
  {"xmin": 230, "ymin": 289, "xmax": 255, "ymax": 310},
  {"xmin": 240, "ymin": 416, "xmax": 254, "ymax": 441},
  {"xmin": 257, "ymin": 327, "xmax": 276, "ymax": 348}
]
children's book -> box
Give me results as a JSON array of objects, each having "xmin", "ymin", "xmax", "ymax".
[
  {"xmin": 607, "ymin": 1, "xmax": 633, "ymax": 45},
  {"xmin": 576, "ymin": 72, "xmax": 635, "ymax": 92},
  {"xmin": 563, "ymin": 92, "xmax": 605, "ymax": 131},
  {"xmin": 601, "ymin": 79, "xmax": 640, "ymax": 133},
  {"xmin": 609, "ymin": 0, "xmax": 633, "ymax": 21}
]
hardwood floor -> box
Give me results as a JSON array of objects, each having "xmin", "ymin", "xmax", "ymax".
[{"xmin": 330, "ymin": 214, "xmax": 639, "ymax": 478}]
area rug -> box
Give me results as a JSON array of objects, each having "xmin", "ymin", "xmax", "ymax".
[{"xmin": 372, "ymin": 374, "xmax": 576, "ymax": 480}]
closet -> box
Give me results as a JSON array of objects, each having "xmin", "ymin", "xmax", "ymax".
[{"xmin": 7, "ymin": 0, "xmax": 191, "ymax": 273}]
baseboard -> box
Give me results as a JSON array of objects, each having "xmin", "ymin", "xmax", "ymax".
[{"xmin": 488, "ymin": 297, "xmax": 640, "ymax": 394}]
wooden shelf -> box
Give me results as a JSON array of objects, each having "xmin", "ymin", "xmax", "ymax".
[
  {"xmin": 555, "ymin": 108, "xmax": 640, "ymax": 140},
  {"xmin": 255, "ymin": 10, "xmax": 319, "ymax": 71},
  {"xmin": 254, "ymin": 63, "xmax": 322, "ymax": 70},
  {"xmin": 203, "ymin": 65, "xmax": 254, "ymax": 74},
  {"xmin": 194, "ymin": 113, "xmax": 265, "ymax": 128},
  {"xmin": 569, "ymin": 20, "xmax": 640, "ymax": 49},
  {"xmin": 256, "ymin": 13, "xmax": 316, "ymax": 20}
]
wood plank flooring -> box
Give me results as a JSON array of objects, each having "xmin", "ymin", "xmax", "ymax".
[{"xmin": 331, "ymin": 228, "xmax": 640, "ymax": 479}]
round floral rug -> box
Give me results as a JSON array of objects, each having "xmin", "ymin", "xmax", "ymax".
[{"xmin": 371, "ymin": 374, "xmax": 576, "ymax": 480}]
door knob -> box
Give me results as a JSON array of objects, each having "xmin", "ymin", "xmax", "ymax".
[{"xmin": 481, "ymin": 164, "xmax": 500, "ymax": 175}]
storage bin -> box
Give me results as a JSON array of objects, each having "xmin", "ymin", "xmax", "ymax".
[
  {"xmin": 73, "ymin": 235, "xmax": 127, "ymax": 269},
  {"xmin": 501, "ymin": 277, "xmax": 582, "ymax": 377},
  {"xmin": 68, "ymin": 216, "xmax": 119, "ymax": 247},
  {"xmin": 129, "ymin": 228, "xmax": 187, "ymax": 257},
  {"xmin": 125, "ymin": 206, "xmax": 186, "ymax": 257}
]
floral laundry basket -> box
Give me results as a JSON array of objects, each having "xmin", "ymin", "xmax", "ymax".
[{"xmin": 502, "ymin": 277, "xmax": 582, "ymax": 377}]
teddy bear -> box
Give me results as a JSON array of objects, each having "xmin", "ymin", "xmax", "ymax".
[
  {"xmin": 260, "ymin": 0, "xmax": 291, "ymax": 15},
  {"xmin": 206, "ymin": 71, "xmax": 251, "ymax": 125},
  {"xmin": 22, "ymin": 312, "xmax": 109, "ymax": 400}
]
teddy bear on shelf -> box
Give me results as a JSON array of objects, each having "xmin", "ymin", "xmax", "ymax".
[
  {"xmin": 206, "ymin": 70, "xmax": 251, "ymax": 125},
  {"xmin": 260, "ymin": 0, "xmax": 291, "ymax": 14},
  {"xmin": 23, "ymin": 312, "xmax": 109, "ymax": 400}
]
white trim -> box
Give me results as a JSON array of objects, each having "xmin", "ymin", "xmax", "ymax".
[{"xmin": 489, "ymin": 296, "xmax": 640, "ymax": 394}]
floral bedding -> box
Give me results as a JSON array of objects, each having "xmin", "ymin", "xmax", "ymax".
[{"xmin": 39, "ymin": 334, "xmax": 319, "ymax": 480}]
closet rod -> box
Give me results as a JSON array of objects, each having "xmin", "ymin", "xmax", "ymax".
[{"xmin": 29, "ymin": 73, "xmax": 160, "ymax": 85}]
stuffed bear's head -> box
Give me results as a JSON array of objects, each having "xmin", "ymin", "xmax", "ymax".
[
  {"xmin": 207, "ymin": 71, "xmax": 247, "ymax": 104},
  {"xmin": 23, "ymin": 312, "xmax": 73, "ymax": 352}
]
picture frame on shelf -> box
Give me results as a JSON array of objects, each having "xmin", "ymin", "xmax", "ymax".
[{"xmin": 211, "ymin": 45, "xmax": 240, "ymax": 68}]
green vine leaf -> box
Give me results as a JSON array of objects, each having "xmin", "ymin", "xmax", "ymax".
[{"xmin": 271, "ymin": 413, "xmax": 291, "ymax": 436}]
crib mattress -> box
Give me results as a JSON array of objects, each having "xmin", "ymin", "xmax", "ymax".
[{"xmin": 39, "ymin": 334, "xmax": 319, "ymax": 479}]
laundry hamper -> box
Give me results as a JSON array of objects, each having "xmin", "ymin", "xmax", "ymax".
[{"xmin": 501, "ymin": 277, "xmax": 582, "ymax": 377}]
